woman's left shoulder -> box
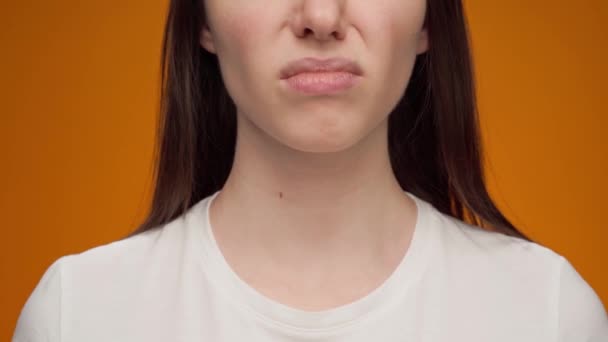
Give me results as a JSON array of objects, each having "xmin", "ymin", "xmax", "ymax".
[
  {"xmin": 431, "ymin": 210, "xmax": 560, "ymax": 269},
  {"xmin": 423, "ymin": 208, "xmax": 608, "ymax": 339}
]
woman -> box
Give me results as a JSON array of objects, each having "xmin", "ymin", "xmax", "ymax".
[{"xmin": 13, "ymin": 0, "xmax": 608, "ymax": 341}]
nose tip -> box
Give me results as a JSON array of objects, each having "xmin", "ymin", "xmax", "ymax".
[{"xmin": 293, "ymin": 1, "xmax": 346, "ymax": 41}]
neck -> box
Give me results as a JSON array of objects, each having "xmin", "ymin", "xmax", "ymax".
[{"xmin": 209, "ymin": 113, "xmax": 417, "ymax": 268}]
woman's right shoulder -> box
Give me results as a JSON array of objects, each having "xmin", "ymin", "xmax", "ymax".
[
  {"xmin": 63, "ymin": 214, "xmax": 195, "ymax": 273},
  {"xmin": 13, "ymin": 218, "xmax": 192, "ymax": 341}
]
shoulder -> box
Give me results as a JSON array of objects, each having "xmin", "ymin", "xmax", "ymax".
[
  {"xmin": 555, "ymin": 251, "xmax": 608, "ymax": 340},
  {"xmin": 59, "ymin": 213, "xmax": 196, "ymax": 295},
  {"xmin": 12, "ymin": 209, "xmax": 198, "ymax": 341},
  {"xmin": 13, "ymin": 256, "xmax": 65, "ymax": 341},
  {"xmin": 427, "ymin": 206, "xmax": 608, "ymax": 339},
  {"xmin": 427, "ymin": 207, "xmax": 561, "ymax": 275},
  {"xmin": 60, "ymin": 207, "xmax": 201, "ymax": 279}
]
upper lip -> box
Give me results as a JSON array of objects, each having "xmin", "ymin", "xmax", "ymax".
[{"xmin": 279, "ymin": 57, "xmax": 363, "ymax": 79}]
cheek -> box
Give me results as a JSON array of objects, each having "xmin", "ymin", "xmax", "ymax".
[
  {"xmin": 372, "ymin": 1, "xmax": 426, "ymax": 62},
  {"xmin": 356, "ymin": 2, "xmax": 426, "ymax": 119},
  {"xmin": 206, "ymin": 0, "xmax": 280, "ymax": 67},
  {"xmin": 211, "ymin": 6, "xmax": 273, "ymax": 109},
  {"xmin": 214, "ymin": 11, "xmax": 259, "ymax": 61}
]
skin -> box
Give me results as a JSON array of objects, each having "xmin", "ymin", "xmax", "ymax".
[{"xmin": 199, "ymin": 0, "xmax": 429, "ymax": 311}]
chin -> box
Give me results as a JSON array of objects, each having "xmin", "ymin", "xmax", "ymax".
[{"xmin": 277, "ymin": 128, "xmax": 364, "ymax": 154}]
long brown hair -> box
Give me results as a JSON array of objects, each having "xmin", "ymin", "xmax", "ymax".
[{"xmin": 126, "ymin": 0, "xmax": 536, "ymax": 243}]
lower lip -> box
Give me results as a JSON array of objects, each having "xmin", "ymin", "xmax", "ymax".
[{"xmin": 281, "ymin": 71, "xmax": 361, "ymax": 95}]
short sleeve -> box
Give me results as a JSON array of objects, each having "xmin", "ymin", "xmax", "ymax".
[
  {"xmin": 557, "ymin": 256, "xmax": 608, "ymax": 342},
  {"xmin": 12, "ymin": 256, "xmax": 66, "ymax": 342}
]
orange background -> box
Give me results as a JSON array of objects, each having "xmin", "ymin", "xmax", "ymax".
[{"xmin": 1, "ymin": 0, "xmax": 606, "ymax": 339}]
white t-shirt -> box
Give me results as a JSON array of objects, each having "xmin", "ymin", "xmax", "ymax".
[{"xmin": 13, "ymin": 190, "xmax": 608, "ymax": 341}]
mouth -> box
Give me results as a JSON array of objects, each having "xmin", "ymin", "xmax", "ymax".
[
  {"xmin": 279, "ymin": 57, "xmax": 363, "ymax": 95},
  {"xmin": 281, "ymin": 71, "xmax": 361, "ymax": 95}
]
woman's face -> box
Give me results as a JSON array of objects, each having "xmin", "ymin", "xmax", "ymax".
[{"xmin": 200, "ymin": 1, "xmax": 428, "ymax": 153}]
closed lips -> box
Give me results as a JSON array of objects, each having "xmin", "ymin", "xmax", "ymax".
[{"xmin": 279, "ymin": 57, "xmax": 363, "ymax": 79}]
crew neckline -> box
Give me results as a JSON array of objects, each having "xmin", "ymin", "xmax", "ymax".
[{"xmin": 190, "ymin": 190, "xmax": 434, "ymax": 334}]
